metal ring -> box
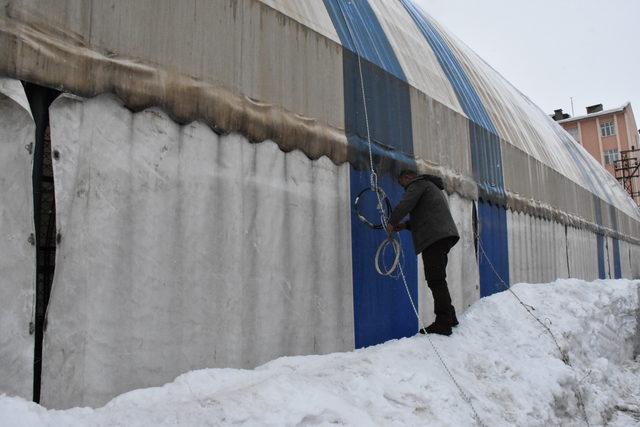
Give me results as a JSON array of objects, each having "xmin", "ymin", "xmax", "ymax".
[
  {"xmin": 354, "ymin": 187, "xmax": 392, "ymax": 229},
  {"xmin": 375, "ymin": 237, "xmax": 401, "ymax": 276}
]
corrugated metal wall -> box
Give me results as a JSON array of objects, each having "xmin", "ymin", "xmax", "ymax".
[
  {"xmin": 508, "ymin": 211, "xmax": 570, "ymax": 285},
  {"xmin": 619, "ymin": 239, "xmax": 640, "ymax": 279},
  {"xmin": 0, "ymin": 78, "xmax": 35, "ymax": 400},
  {"xmin": 39, "ymin": 94, "xmax": 482, "ymax": 408},
  {"xmin": 42, "ymin": 94, "xmax": 355, "ymax": 408},
  {"xmin": 567, "ymin": 226, "xmax": 600, "ymax": 280}
]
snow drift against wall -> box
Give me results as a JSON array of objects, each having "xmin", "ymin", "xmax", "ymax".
[
  {"xmin": 42, "ymin": 94, "xmax": 354, "ymax": 409},
  {"xmin": 2, "ymin": 279, "xmax": 639, "ymax": 426},
  {"xmin": 0, "ymin": 78, "xmax": 35, "ymax": 400}
]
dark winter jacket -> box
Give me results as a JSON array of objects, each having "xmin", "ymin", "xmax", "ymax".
[{"xmin": 388, "ymin": 175, "xmax": 459, "ymax": 255}]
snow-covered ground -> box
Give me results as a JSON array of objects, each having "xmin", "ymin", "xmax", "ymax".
[{"xmin": 2, "ymin": 279, "xmax": 639, "ymax": 426}]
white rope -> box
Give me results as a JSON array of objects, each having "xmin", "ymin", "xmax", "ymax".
[
  {"xmin": 374, "ymin": 237, "xmax": 401, "ymax": 276},
  {"xmin": 335, "ymin": 5, "xmax": 485, "ymax": 425}
]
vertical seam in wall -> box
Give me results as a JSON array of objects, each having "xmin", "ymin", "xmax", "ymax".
[
  {"xmin": 565, "ymin": 224, "xmax": 571, "ymax": 278},
  {"xmin": 605, "ymin": 237, "xmax": 611, "ymax": 279}
]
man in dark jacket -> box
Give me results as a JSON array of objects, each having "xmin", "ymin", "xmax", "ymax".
[{"xmin": 386, "ymin": 170, "xmax": 460, "ymax": 336}]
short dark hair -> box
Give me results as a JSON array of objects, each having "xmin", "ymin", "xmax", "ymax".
[{"xmin": 397, "ymin": 169, "xmax": 417, "ymax": 180}]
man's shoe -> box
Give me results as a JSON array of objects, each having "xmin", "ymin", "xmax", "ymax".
[
  {"xmin": 451, "ymin": 312, "xmax": 459, "ymax": 327},
  {"xmin": 419, "ymin": 322, "xmax": 452, "ymax": 336}
]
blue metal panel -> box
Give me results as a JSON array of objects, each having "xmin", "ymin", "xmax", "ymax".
[
  {"xmin": 323, "ymin": 0, "xmax": 418, "ymax": 348},
  {"xmin": 350, "ymin": 170, "xmax": 418, "ymax": 348},
  {"xmin": 609, "ymin": 205, "xmax": 622, "ymax": 279},
  {"xmin": 478, "ymin": 201, "xmax": 510, "ymax": 297},
  {"xmin": 612, "ymin": 238, "xmax": 622, "ymax": 279},
  {"xmin": 594, "ymin": 197, "xmax": 606, "ymax": 279},
  {"xmin": 342, "ymin": 50, "xmax": 414, "ymax": 169},
  {"xmin": 596, "ymin": 235, "xmax": 606, "ymax": 279}
]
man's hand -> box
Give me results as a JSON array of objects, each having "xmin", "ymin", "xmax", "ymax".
[{"xmin": 386, "ymin": 222, "xmax": 407, "ymax": 234}]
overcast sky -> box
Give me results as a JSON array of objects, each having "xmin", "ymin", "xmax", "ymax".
[{"xmin": 416, "ymin": 0, "xmax": 640, "ymax": 123}]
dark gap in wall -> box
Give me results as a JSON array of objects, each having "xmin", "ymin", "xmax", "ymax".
[
  {"xmin": 23, "ymin": 82, "xmax": 60, "ymax": 403},
  {"xmin": 472, "ymin": 202, "xmax": 478, "ymax": 261},
  {"xmin": 604, "ymin": 237, "xmax": 612, "ymax": 279}
]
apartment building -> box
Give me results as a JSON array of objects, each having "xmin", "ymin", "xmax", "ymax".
[{"xmin": 553, "ymin": 103, "xmax": 639, "ymax": 201}]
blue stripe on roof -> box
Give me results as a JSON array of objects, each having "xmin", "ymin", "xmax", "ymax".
[
  {"xmin": 399, "ymin": 0, "xmax": 505, "ymax": 198},
  {"xmin": 399, "ymin": 0, "xmax": 496, "ymax": 133},
  {"xmin": 323, "ymin": 0, "xmax": 407, "ymax": 82},
  {"xmin": 478, "ymin": 200, "xmax": 510, "ymax": 297}
]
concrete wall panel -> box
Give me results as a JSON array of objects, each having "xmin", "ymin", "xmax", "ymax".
[
  {"xmin": 43, "ymin": 94, "xmax": 354, "ymax": 409},
  {"xmin": 0, "ymin": 78, "xmax": 35, "ymax": 400},
  {"xmin": 409, "ymin": 87, "xmax": 471, "ymax": 178},
  {"xmin": 4, "ymin": 0, "xmax": 345, "ymax": 132}
]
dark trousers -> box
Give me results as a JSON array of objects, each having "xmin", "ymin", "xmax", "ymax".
[{"xmin": 421, "ymin": 238, "xmax": 456, "ymax": 324}]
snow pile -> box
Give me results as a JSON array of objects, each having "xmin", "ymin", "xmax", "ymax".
[{"xmin": 2, "ymin": 279, "xmax": 639, "ymax": 426}]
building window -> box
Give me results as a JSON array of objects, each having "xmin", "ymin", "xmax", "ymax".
[
  {"xmin": 604, "ymin": 149, "xmax": 620, "ymax": 165},
  {"xmin": 600, "ymin": 121, "xmax": 616, "ymax": 137},
  {"xmin": 566, "ymin": 126, "xmax": 580, "ymax": 142}
]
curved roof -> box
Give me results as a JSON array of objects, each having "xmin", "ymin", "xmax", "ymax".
[
  {"xmin": 259, "ymin": 0, "xmax": 638, "ymax": 221},
  {"xmin": 1, "ymin": 0, "xmax": 638, "ymax": 227}
]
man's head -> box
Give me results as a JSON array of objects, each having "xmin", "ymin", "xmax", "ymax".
[{"xmin": 397, "ymin": 169, "xmax": 418, "ymax": 188}]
